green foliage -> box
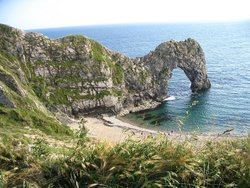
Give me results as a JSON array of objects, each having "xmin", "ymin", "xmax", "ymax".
[
  {"xmin": 0, "ymin": 140, "xmax": 33, "ymax": 172},
  {"xmin": 0, "ymin": 171, "xmax": 6, "ymax": 188},
  {"xmin": 0, "ymin": 107, "xmax": 73, "ymax": 136},
  {"xmin": 0, "ymin": 76, "xmax": 72, "ymax": 138},
  {"xmin": 76, "ymin": 118, "xmax": 89, "ymax": 147},
  {"xmin": 0, "ymin": 133, "xmax": 250, "ymax": 187},
  {"xmin": 48, "ymin": 88, "xmax": 71, "ymax": 105},
  {"xmin": 1, "ymin": 24, "xmax": 249, "ymax": 187},
  {"xmin": 0, "ymin": 53, "xmax": 73, "ymax": 137},
  {"xmin": 90, "ymin": 39, "xmax": 124, "ymax": 85},
  {"xmin": 0, "ymin": 24, "xmax": 18, "ymax": 52},
  {"xmin": 1, "ymin": 35, "xmax": 123, "ymax": 111},
  {"xmin": 198, "ymin": 138, "xmax": 250, "ymax": 187},
  {"xmin": 96, "ymin": 89, "xmax": 111, "ymax": 99},
  {"xmin": 0, "ymin": 138, "xmax": 43, "ymax": 187},
  {"xmin": 0, "ymin": 24, "xmax": 12, "ymax": 33},
  {"xmin": 32, "ymin": 138, "xmax": 50, "ymax": 159},
  {"xmin": 30, "ymin": 75, "xmax": 48, "ymax": 102},
  {"xmin": 107, "ymin": 60, "xmax": 124, "ymax": 85},
  {"xmin": 61, "ymin": 34, "xmax": 87, "ymax": 48},
  {"xmin": 112, "ymin": 89, "xmax": 123, "ymax": 97},
  {"xmin": 112, "ymin": 63, "xmax": 124, "ymax": 85},
  {"xmin": 91, "ymin": 40, "xmax": 106, "ymax": 62},
  {"xmin": 139, "ymin": 70, "xmax": 149, "ymax": 84},
  {"xmin": 41, "ymin": 135, "xmax": 250, "ymax": 187}
]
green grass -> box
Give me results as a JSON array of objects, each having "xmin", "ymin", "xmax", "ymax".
[
  {"xmin": 0, "ymin": 107, "xmax": 73, "ymax": 137},
  {"xmin": 90, "ymin": 40, "xmax": 124, "ymax": 85},
  {"xmin": 112, "ymin": 63, "xmax": 124, "ymax": 85},
  {"xmin": 106, "ymin": 59, "xmax": 124, "ymax": 85},
  {"xmin": 43, "ymin": 135, "xmax": 250, "ymax": 187},
  {"xmin": 0, "ymin": 133, "xmax": 249, "ymax": 187},
  {"xmin": 91, "ymin": 40, "xmax": 106, "ymax": 62}
]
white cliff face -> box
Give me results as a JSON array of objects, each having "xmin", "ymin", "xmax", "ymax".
[{"xmin": 0, "ymin": 24, "xmax": 210, "ymax": 115}]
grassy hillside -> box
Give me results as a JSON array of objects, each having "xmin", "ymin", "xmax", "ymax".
[
  {"xmin": 0, "ymin": 132, "xmax": 249, "ymax": 187},
  {"xmin": 0, "ymin": 51, "xmax": 73, "ymax": 132}
]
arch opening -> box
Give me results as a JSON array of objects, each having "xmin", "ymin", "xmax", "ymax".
[{"xmin": 168, "ymin": 68, "xmax": 191, "ymax": 98}]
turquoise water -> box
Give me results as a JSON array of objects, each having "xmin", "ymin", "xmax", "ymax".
[{"xmin": 29, "ymin": 22, "xmax": 250, "ymax": 135}]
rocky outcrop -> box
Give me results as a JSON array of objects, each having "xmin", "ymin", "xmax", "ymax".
[
  {"xmin": 141, "ymin": 39, "xmax": 211, "ymax": 101},
  {"xmin": 0, "ymin": 87, "xmax": 15, "ymax": 108},
  {"xmin": 0, "ymin": 24, "xmax": 211, "ymax": 116}
]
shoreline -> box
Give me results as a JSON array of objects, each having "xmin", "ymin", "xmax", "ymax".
[
  {"xmin": 117, "ymin": 115, "xmax": 245, "ymax": 138},
  {"xmin": 82, "ymin": 115, "xmax": 244, "ymax": 144}
]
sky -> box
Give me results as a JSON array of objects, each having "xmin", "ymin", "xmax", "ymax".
[{"xmin": 0, "ymin": 0, "xmax": 250, "ymax": 29}]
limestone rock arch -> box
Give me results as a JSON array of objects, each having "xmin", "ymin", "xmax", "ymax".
[
  {"xmin": 141, "ymin": 38, "xmax": 211, "ymax": 101},
  {"xmin": 0, "ymin": 24, "xmax": 211, "ymax": 115}
]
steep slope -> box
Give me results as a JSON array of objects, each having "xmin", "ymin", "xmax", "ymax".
[
  {"xmin": 0, "ymin": 24, "xmax": 210, "ymax": 117},
  {"xmin": 0, "ymin": 25, "xmax": 71, "ymax": 135}
]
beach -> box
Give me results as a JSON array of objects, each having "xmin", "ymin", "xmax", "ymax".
[{"xmin": 81, "ymin": 115, "xmax": 239, "ymax": 144}]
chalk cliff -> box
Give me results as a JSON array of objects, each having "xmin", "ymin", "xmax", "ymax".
[{"xmin": 0, "ymin": 24, "xmax": 210, "ymax": 116}]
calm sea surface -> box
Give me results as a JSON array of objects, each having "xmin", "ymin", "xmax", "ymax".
[{"xmin": 29, "ymin": 22, "xmax": 250, "ymax": 135}]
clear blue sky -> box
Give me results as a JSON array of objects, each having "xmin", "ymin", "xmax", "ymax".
[{"xmin": 1, "ymin": 0, "xmax": 250, "ymax": 29}]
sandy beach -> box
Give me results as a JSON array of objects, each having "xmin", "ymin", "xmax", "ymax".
[
  {"xmin": 81, "ymin": 115, "xmax": 238, "ymax": 144},
  {"xmin": 84, "ymin": 115, "xmax": 164, "ymax": 143}
]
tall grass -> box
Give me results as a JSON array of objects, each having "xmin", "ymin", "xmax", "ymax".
[
  {"xmin": 42, "ymin": 135, "xmax": 249, "ymax": 187},
  {"xmin": 0, "ymin": 134, "xmax": 249, "ymax": 187}
]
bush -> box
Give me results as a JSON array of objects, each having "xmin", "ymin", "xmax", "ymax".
[{"xmin": 32, "ymin": 138, "xmax": 50, "ymax": 159}]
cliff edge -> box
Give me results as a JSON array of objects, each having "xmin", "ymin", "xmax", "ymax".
[{"xmin": 0, "ymin": 24, "xmax": 211, "ymax": 116}]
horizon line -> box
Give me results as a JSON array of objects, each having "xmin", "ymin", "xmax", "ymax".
[{"xmin": 17, "ymin": 19, "xmax": 250, "ymax": 30}]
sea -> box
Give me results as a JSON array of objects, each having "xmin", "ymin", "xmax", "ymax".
[{"xmin": 28, "ymin": 22, "xmax": 250, "ymax": 136}]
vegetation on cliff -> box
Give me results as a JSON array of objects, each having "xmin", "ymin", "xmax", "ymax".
[
  {"xmin": 0, "ymin": 23, "xmax": 211, "ymax": 116},
  {"xmin": 0, "ymin": 24, "xmax": 248, "ymax": 187},
  {"xmin": 0, "ymin": 51, "xmax": 72, "ymax": 135}
]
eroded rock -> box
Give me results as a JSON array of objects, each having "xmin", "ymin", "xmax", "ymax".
[
  {"xmin": 141, "ymin": 38, "xmax": 211, "ymax": 101},
  {"xmin": 0, "ymin": 24, "xmax": 211, "ymax": 115},
  {"xmin": 0, "ymin": 87, "xmax": 15, "ymax": 108}
]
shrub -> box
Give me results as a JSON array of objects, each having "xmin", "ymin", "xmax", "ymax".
[{"xmin": 32, "ymin": 138, "xmax": 50, "ymax": 159}]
